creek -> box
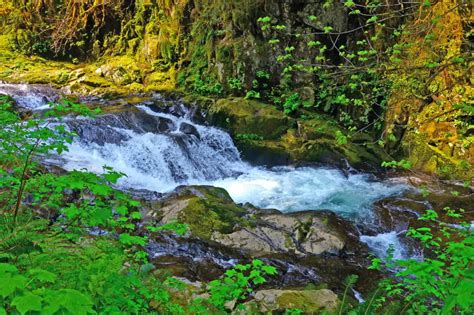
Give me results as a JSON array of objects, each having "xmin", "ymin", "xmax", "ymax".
[{"xmin": 1, "ymin": 83, "xmax": 414, "ymax": 260}]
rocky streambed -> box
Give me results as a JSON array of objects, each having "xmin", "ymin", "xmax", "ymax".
[{"xmin": 2, "ymin": 83, "xmax": 473, "ymax": 312}]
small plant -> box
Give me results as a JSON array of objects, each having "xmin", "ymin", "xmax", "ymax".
[
  {"xmin": 227, "ymin": 77, "xmax": 243, "ymax": 92},
  {"xmin": 192, "ymin": 75, "xmax": 223, "ymax": 96},
  {"xmin": 245, "ymin": 90, "xmax": 261, "ymax": 100},
  {"xmin": 283, "ymin": 93, "xmax": 303, "ymax": 115},
  {"xmin": 192, "ymin": 259, "xmax": 277, "ymax": 313},
  {"xmin": 235, "ymin": 133, "xmax": 264, "ymax": 141},
  {"xmin": 381, "ymin": 159, "xmax": 413, "ymax": 170},
  {"xmin": 335, "ymin": 130, "xmax": 348, "ymax": 145}
]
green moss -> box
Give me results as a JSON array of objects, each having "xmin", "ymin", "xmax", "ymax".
[
  {"xmin": 207, "ymin": 98, "xmax": 292, "ymax": 139},
  {"xmin": 404, "ymin": 134, "xmax": 474, "ymax": 180},
  {"xmin": 174, "ymin": 187, "xmax": 248, "ymax": 240},
  {"xmin": 275, "ymin": 290, "xmax": 340, "ymax": 313}
]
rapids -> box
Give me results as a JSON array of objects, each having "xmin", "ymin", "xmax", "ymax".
[{"xmin": 1, "ymin": 83, "xmax": 412, "ymax": 258}]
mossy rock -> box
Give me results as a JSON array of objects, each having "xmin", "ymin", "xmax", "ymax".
[
  {"xmin": 205, "ymin": 97, "xmax": 293, "ymax": 140},
  {"xmin": 146, "ymin": 185, "xmax": 248, "ymax": 240},
  {"xmin": 403, "ymin": 133, "xmax": 474, "ymax": 180},
  {"xmin": 249, "ymin": 289, "xmax": 340, "ymax": 314},
  {"xmin": 236, "ymin": 139, "xmax": 291, "ymax": 166}
]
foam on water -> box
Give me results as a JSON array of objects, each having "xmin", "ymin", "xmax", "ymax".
[
  {"xmin": 210, "ymin": 167, "xmax": 406, "ymax": 218},
  {"xmin": 0, "ymin": 83, "xmax": 57, "ymax": 110},
  {"xmin": 360, "ymin": 231, "xmax": 407, "ymax": 260}
]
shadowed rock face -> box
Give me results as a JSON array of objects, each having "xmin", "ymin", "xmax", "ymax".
[{"xmin": 66, "ymin": 111, "xmax": 176, "ymax": 145}]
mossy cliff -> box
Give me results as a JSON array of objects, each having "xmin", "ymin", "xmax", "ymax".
[
  {"xmin": 384, "ymin": 0, "xmax": 473, "ymax": 179},
  {"xmin": 0, "ymin": 0, "xmax": 349, "ymax": 94},
  {"xmin": 0, "ymin": 0, "xmax": 472, "ymax": 177}
]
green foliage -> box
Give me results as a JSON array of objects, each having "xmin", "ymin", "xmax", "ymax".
[
  {"xmin": 381, "ymin": 159, "xmax": 413, "ymax": 170},
  {"xmin": 191, "ymin": 259, "xmax": 277, "ymax": 313},
  {"xmin": 148, "ymin": 221, "xmax": 189, "ymax": 236},
  {"xmin": 192, "ymin": 75, "xmax": 224, "ymax": 96},
  {"xmin": 335, "ymin": 130, "xmax": 348, "ymax": 146},
  {"xmin": 1, "ymin": 262, "xmax": 94, "ymax": 315},
  {"xmin": 236, "ymin": 133, "xmax": 264, "ymax": 141},
  {"xmin": 345, "ymin": 205, "xmax": 474, "ymax": 314},
  {"xmin": 383, "ymin": 209, "xmax": 473, "ymax": 313},
  {"xmin": 245, "ymin": 90, "xmax": 261, "ymax": 100},
  {"xmin": 283, "ymin": 93, "xmax": 304, "ymax": 115},
  {"xmin": 227, "ymin": 77, "xmax": 243, "ymax": 92}
]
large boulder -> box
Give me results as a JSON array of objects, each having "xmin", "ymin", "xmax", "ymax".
[
  {"xmin": 144, "ymin": 185, "xmax": 248, "ymax": 240},
  {"xmin": 143, "ymin": 184, "xmax": 380, "ymax": 294},
  {"xmin": 211, "ymin": 211, "xmax": 348, "ymax": 257},
  {"xmin": 190, "ymin": 95, "xmax": 387, "ymax": 169},
  {"xmin": 247, "ymin": 289, "xmax": 339, "ymax": 314},
  {"xmin": 204, "ymin": 97, "xmax": 292, "ymax": 140},
  {"xmin": 145, "ymin": 185, "xmax": 362, "ymax": 257}
]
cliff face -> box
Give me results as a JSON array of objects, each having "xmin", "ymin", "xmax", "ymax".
[
  {"xmin": 384, "ymin": 0, "xmax": 473, "ymax": 178},
  {"xmin": 0, "ymin": 0, "xmax": 472, "ymax": 178},
  {"xmin": 0, "ymin": 0, "xmax": 351, "ymax": 92}
]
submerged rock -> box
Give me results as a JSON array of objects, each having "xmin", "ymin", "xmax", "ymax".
[{"xmin": 179, "ymin": 122, "xmax": 200, "ymax": 138}]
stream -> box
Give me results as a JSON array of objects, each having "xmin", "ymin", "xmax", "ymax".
[{"xmin": 2, "ymin": 83, "xmax": 413, "ymax": 260}]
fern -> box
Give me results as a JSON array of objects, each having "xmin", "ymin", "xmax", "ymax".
[{"xmin": 0, "ymin": 214, "xmax": 43, "ymax": 261}]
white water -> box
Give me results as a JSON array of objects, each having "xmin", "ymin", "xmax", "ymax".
[
  {"xmin": 58, "ymin": 104, "xmax": 408, "ymax": 221},
  {"xmin": 0, "ymin": 83, "xmax": 56, "ymax": 110},
  {"xmin": 211, "ymin": 167, "xmax": 406, "ymax": 217},
  {"xmin": 2, "ymin": 84, "xmax": 411, "ymax": 257},
  {"xmin": 360, "ymin": 231, "xmax": 407, "ymax": 260}
]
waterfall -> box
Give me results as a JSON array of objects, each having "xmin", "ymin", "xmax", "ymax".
[
  {"xmin": 57, "ymin": 98, "xmax": 407, "ymax": 219},
  {"xmin": 2, "ymin": 83, "xmax": 411, "ymax": 258}
]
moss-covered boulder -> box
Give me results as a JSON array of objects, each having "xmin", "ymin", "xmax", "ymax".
[
  {"xmin": 247, "ymin": 289, "xmax": 339, "ymax": 314},
  {"xmin": 145, "ymin": 185, "xmax": 248, "ymax": 240},
  {"xmin": 190, "ymin": 96, "xmax": 387, "ymax": 169},
  {"xmin": 203, "ymin": 97, "xmax": 293, "ymax": 140}
]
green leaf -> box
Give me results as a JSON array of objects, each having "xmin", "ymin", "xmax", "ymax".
[
  {"xmin": 43, "ymin": 289, "xmax": 94, "ymax": 315},
  {"xmin": 0, "ymin": 275, "xmax": 27, "ymax": 298},
  {"xmin": 12, "ymin": 293, "xmax": 43, "ymax": 315},
  {"xmin": 28, "ymin": 269, "xmax": 57, "ymax": 283}
]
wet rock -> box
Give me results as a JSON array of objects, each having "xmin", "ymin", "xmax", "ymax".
[
  {"xmin": 143, "ymin": 185, "xmax": 379, "ymax": 294},
  {"xmin": 147, "ymin": 234, "xmax": 236, "ymax": 282},
  {"xmin": 203, "ymin": 97, "xmax": 292, "ymax": 140},
  {"xmin": 0, "ymin": 83, "xmax": 60, "ymax": 111},
  {"xmin": 179, "ymin": 122, "xmax": 200, "ymax": 138},
  {"xmin": 211, "ymin": 211, "xmax": 347, "ymax": 257},
  {"xmin": 123, "ymin": 188, "xmax": 163, "ymax": 200},
  {"xmin": 67, "ymin": 109, "xmax": 177, "ymax": 145},
  {"xmin": 67, "ymin": 119, "xmax": 130, "ymax": 145},
  {"xmin": 369, "ymin": 197, "xmax": 425, "ymax": 235},
  {"xmin": 247, "ymin": 289, "xmax": 339, "ymax": 314}
]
